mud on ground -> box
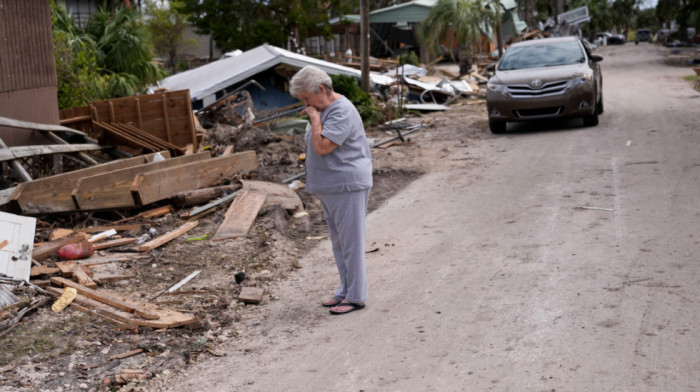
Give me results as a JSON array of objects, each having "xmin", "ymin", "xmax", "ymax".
[{"xmin": 0, "ymin": 100, "xmax": 489, "ymax": 392}]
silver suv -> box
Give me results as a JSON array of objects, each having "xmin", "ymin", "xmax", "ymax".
[{"xmin": 636, "ymin": 29, "xmax": 652, "ymax": 44}]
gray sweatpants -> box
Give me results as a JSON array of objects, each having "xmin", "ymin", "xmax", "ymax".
[{"xmin": 317, "ymin": 188, "xmax": 370, "ymax": 304}]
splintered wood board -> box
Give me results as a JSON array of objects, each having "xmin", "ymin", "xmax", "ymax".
[
  {"xmin": 73, "ymin": 152, "xmax": 210, "ymax": 210},
  {"xmin": 47, "ymin": 287, "xmax": 197, "ymax": 329},
  {"xmin": 0, "ymin": 211, "xmax": 37, "ymax": 281},
  {"xmin": 131, "ymin": 151, "xmax": 258, "ymax": 205},
  {"xmin": 10, "ymin": 152, "xmax": 169, "ymax": 214},
  {"xmin": 238, "ymin": 287, "xmax": 264, "ymax": 304},
  {"xmin": 51, "ymin": 277, "xmax": 160, "ymax": 319},
  {"xmin": 212, "ymin": 190, "xmax": 266, "ymax": 241},
  {"xmin": 240, "ymin": 180, "xmax": 304, "ymax": 212},
  {"xmin": 138, "ymin": 221, "xmax": 199, "ymax": 252}
]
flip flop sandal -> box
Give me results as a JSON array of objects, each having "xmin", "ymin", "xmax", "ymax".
[
  {"xmin": 322, "ymin": 299, "xmax": 342, "ymax": 307},
  {"xmin": 329, "ymin": 302, "xmax": 365, "ymax": 315}
]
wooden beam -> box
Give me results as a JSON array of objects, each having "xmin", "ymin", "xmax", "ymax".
[
  {"xmin": 50, "ymin": 277, "xmax": 160, "ymax": 320},
  {"xmin": 0, "ymin": 137, "xmax": 32, "ymax": 182},
  {"xmin": 161, "ymin": 95, "xmax": 172, "ymax": 143},
  {"xmin": 212, "ymin": 190, "xmax": 266, "ymax": 241},
  {"xmin": 135, "ymin": 98, "xmax": 143, "ymax": 129},
  {"xmin": 172, "ymin": 184, "xmax": 241, "ymax": 207},
  {"xmin": 138, "ymin": 221, "xmax": 198, "ymax": 252},
  {"xmin": 74, "ymin": 224, "xmax": 142, "ymax": 233},
  {"xmin": 10, "ymin": 152, "xmax": 169, "ymax": 215},
  {"xmin": 0, "ymin": 144, "xmax": 104, "ymax": 162},
  {"xmin": 72, "ymin": 152, "xmax": 211, "ymax": 210},
  {"xmin": 240, "ymin": 180, "xmax": 304, "ymax": 212},
  {"xmin": 0, "ymin": 187, "xmax": 17, "ymax": 207},
  {"xmin": 110, "ymin": 123, "xmax": 185, "ymax": 155},
  {"xmin": 43, "ymin": 131, "xmax": 99, "ymax": 165},
  {"xmin": 92, "ymin": 237, "xmax": 137, "ymax": 250},
  {"xmin": 131, "ymin": 151, "xmax": 258, "ymax": 205},
  {"xmin": 112, "ymin": 205, "xmax": 173, "ymax": 224},
  {"xmin": 71, "ymin": 265, "xmax": 97, "ymax": 289},
  {"xmin": 0, "ymin": 114, "xmax": 87, "ymax": 135}
]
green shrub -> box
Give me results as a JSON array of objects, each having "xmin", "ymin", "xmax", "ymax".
[
  {"xmin": 330, "ymin": 74, "xmax": 381, "ymax": 125},
  {"xmin": 399, "ymin": 51, "xmax": 420, "ymax": 66}
]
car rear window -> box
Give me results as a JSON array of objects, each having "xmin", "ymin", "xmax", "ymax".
[{"xmin": 498, "ymin": 41, "xmax": 586, "ymax": 70}]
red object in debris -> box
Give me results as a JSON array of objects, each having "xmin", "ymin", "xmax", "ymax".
[{"xmin": 58, "ymin": 240, "xmax": 94, "ymax": 260}]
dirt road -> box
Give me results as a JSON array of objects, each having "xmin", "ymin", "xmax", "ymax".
[{"xmin": 151, "ymin": 43, "xmax": 699, "ymax": 391}]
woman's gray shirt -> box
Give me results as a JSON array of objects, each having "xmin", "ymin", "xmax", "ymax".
[{"xmin": 304, "ymin": 96, "xmax": 373, "ymax": 194}]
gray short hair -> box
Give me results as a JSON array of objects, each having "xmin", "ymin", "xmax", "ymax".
[{"xmin": 289, "ymin": 66, "xmax": 333, "ymax": 98}]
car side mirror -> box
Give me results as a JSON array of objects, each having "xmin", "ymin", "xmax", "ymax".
[{"xmin": 590, "ymin": 54, "xmax": 603, "ymax": 62}]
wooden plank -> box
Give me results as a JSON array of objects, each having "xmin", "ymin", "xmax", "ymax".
[
  {"xmin": 240, "ymin": 180, "xmax": 304, "ymax": 212},
  {"xmin": 55, "ymin": 261, "xmax": 77, "ymax": 276},
  {"xmin": 46, "ymin": 285, "xmax": 198, "ymax": 329},
  {"xmin": 0, "ymin": 144, "xmax": 104, "ymax": 163},
  {"xmin": 138, "ymin": 221, "xmax": 198, "ymax": 252},
  {"xmin": 0, "ymin": 187, "xmax": 17, "ymax": 207},
  {"xmin": 94, "ymin": 121, "xmax": 161, "ymax": 152},
  {"xmin": 10, "ymin": 152, "xmax": 169, "ymax": 214},
  {"xmin": 92, "ymin": 237, "xmax": 137, "ymax": 250},
  {"xmin": 50, "ymin": 277, "xmax": 160, "ymax": 320},
  {"xmin": 72, "ymin": 152, "xmax": 211, "ymax": 210},
  {"xmin": 0, "ymin": 114, "xmax": 86, "ymax": 135},
  {"xmin": 71, "ymin": 265, "xmax": 97, "ymax": 289},
  {"xmin": 131, "ymin": 151, "xmax": 258, "ymax": 205},
  {"xmin": 135, "ymin": 98, "xmax": 143, "ymax": 128},
  {"xmin": 212, "ymin": 190, "xmax": 266, "ymax": 241},
  {"xmin": 45, "ymin": 287, "xmax": 137, "ymax": 329},
  {"xmin": 0, "ymin": 137, "xmax": 32, "ymax": 182},
  {"xmin": 74, "ymin": 224, "xmax": 142, "ymax": 233},
  {"xmin": 238, "ymin": 287, "xmax": 264, "ymax": 304},
  {"xmin": 70, "ymin": 253, "xmax": 150, "ymax": 266},
  {"xmin": 92, "ymin": 272, "xmax": 135, "ymax": 283},
  {"xmin": 29, "ymin": 265, "xmax": 59, "ymax": 277},
  {"xmin": 32, "ymin": 233, "xmax": 89, "ymax": 262},
  {"xmin": 49, "ymin": 228, "xmax": 74, "ymax": 241},
  {"xmin": 110, "ymin": 123, "xmax": 185, "ymax": 155},
  {"xmin": 112, "ymin": 205, "xmax": 173, "ymax": 224},
  {"xmin": 162, "ymin": 95, "xmax": 172, "ymax": 143}
]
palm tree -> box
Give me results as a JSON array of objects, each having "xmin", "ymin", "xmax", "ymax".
[
  {"xmin": 85, "ymin": 7, "xmax": 166, "ymax": 97},
  {"xmin": 418, "ymin": 0, "xmax": 501, "ymax": 75}
]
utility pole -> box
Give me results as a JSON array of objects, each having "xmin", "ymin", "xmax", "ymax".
[{"xmin": 360, "ymin": 0, "xmax": 370, "ymax": 93}]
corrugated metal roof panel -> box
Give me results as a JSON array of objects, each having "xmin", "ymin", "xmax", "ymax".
[
  {"xmin": 157, "ymin": 44, "xmax": 393, "ymax": 104},
  {"xmin": 369, "ymin": 0, "xmax": 437, "ymax": 23}
]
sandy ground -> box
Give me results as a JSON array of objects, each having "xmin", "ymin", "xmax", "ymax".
[{"xmin": 136, "ymin": 43, "xmax": 700, "ymax": 392}]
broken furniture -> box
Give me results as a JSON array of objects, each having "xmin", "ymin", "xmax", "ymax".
[{"xmin": 60, "ymin": 90, "xmax": 199, "ymax": 155}]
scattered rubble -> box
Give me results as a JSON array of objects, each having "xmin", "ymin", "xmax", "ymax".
[{"xmin": 0, "ymin": 51, "xmax": 491, "ymax": 390}]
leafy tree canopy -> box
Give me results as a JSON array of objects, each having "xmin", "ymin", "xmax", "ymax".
[{"xmin": 174, "ymin": 0, "xmax": 354, "ymax": 52}]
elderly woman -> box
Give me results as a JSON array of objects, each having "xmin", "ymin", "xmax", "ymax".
[{"xmin": 289, "ymin": 65, "xmax": 373, "ymax": 315}]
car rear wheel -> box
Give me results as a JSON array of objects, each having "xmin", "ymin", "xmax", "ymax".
[{"xmin": 489, "ymin": 120, "xmax": 506, "ymax": 134}]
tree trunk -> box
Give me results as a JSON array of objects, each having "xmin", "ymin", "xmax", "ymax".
[{"xmin": 458, "ymin": 45, "xmax": 472, "ymax": 76}]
